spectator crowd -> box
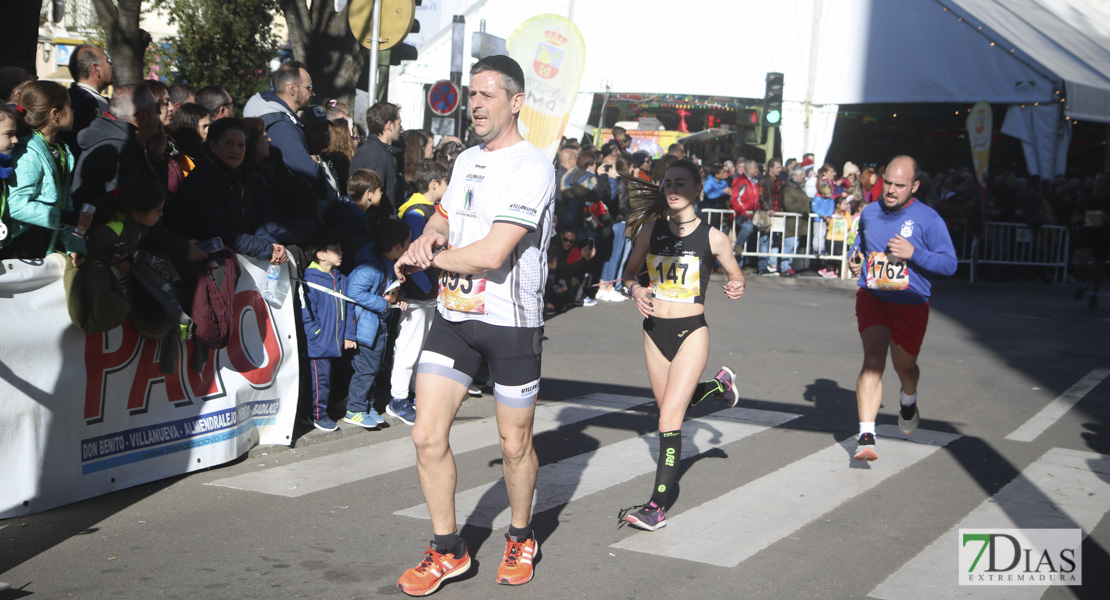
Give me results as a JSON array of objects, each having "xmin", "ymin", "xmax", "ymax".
[{"xmin": 0, "ymin": 48, "xmax": 469, "ymax": 433}]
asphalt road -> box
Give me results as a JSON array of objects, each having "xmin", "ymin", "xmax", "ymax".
[{"xmin": 2, "ymin": 272, "xmax": 1108, "ymax": 600}]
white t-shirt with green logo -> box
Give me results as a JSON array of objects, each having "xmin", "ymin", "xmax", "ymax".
[{"xmin": 436, "ymin": 139, "xmax": 555, "ymax": 328}]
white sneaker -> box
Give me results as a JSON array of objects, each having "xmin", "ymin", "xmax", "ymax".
[
  {"xmin": 582, "ymin": 297, "xmax": 598, "ymax": 307},
  {"xmin": 604, "ymin": 288, "xmax": 627, "ymax": 302}
]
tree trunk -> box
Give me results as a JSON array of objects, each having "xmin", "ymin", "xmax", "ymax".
[
  {"xmin": 91, "ymin": 0, "xmax": 151, "ymax": 85},
  {"xmin": 0, "ymin": 0, "xmax": 43, "ymax": 76},
  {"xmin": 281, "ymin": 0, "xmax": 364, "ymax": 111}
]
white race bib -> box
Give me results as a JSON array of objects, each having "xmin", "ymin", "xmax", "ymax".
[
  {"xmin": 439, "ymin": 270, "xmax": 488, "ymax": 313},
  {"xmin": 865, "ymin": 251, "xmax": 910, "ymax": 291},
  {"xmin": 648, "ymin": 254, "xmax": 701, "ymax": 303}
]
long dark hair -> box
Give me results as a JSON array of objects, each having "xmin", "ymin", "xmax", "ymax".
[
  {"xmin": 402, "ymin": 129, "xmax": 430, "ymax": 182},
  {"xmin": 623, "ymin": 158, "xmax": 702, "ymax": 238}
]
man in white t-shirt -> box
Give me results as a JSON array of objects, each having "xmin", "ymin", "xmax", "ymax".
[{"xmin": 393, "ymin": 55, "xmax": 555, "ymax": 596}]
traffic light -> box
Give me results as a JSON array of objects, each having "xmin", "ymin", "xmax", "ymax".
[{"xmin": 762, "ymin": 72, "xmax": 784, "ymax": 127}]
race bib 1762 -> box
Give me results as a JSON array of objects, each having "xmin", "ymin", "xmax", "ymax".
[{"xmin": 865, "ymin": 251, "xmax": 910, "ymax": 291}]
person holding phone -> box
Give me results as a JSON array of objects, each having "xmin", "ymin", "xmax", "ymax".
[
  {"xmin": 618, "ymin": 159, "xmax": 745, "ymax": 531},
  {"xmin": 846, "ymin": 155, "xmax": 956, "ymax": 461}
]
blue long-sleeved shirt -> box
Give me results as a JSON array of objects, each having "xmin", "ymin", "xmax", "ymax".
[{"xmin": 850, "ymin": 198, "xmax": 957, "ymax": 304}]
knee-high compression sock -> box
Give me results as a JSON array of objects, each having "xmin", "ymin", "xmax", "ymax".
[
  {"xmin": 649, "ymin": 430, "xmax": 683, "ymax": 507},
  {"xmin": 689, "ymin": 380, "xmax": 724, "ymax": 406}
]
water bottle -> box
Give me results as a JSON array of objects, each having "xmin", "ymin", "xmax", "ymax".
[
  {"xmin": 263, "ymin": 263, "xmax": 280, "ymax": 302},
  {"xmin": 71, "ymin": 203, "xmax": 97, "ymax": 238}
]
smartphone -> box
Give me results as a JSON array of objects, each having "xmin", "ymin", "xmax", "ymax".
[
  {"xmin": 587, "ymin": 239, "xmax": 596, "ymax": 250},
  {"xmin": 197, "ymin": 237, "xmax": 224, "ymax": 253}
]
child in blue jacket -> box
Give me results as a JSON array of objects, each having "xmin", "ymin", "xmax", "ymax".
[
  {"xmin": 344, "ymin": 218, "xmax": 411, "ymax": 428},
  {"xmin": 300, "ymin": 229, "xmax": 356, "ymax": 431},
  {"xmin": 811, "ymin": 181, "xmax": 837, "ymax": 277}
]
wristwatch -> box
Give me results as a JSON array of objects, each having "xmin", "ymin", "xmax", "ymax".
[{"xmin": 429, "ymin": 246, "xmax": 446, "ymax": 268}]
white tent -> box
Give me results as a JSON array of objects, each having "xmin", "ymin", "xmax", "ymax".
[{"xmin": 392, "ymin": 0, "xmax": 1110, "ymax": 177}]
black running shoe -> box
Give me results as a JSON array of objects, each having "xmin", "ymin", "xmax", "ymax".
[
  {"xmin": 619, "ymin": 501, "xmax": 667, "ymax": 531},
  {"xmin": 898, "ymin": 403, "xmax": 920, "ymax": 435},
  {"xmin": 714, "ymin": 366, "xmax": 738, "ymax": 407}
]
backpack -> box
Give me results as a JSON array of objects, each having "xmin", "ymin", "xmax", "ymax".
[{"xmin": 184, "ymin": 249, "xmax": 241, "ymax": 349}]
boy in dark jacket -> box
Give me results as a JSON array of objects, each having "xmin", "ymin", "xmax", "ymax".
[
  {"xmin": 345, "ymin": 218, "xmax": 411, "ymax": 428},
  {"xmin": 300, "ymin": 229, "xmax": 356, "ymax": 431}
]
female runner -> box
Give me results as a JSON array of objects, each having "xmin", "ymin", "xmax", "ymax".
[{"xmin": 619, "ymin": 158, "xmax": 745, "ymax": 531}]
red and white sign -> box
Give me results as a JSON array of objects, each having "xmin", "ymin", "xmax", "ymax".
[
  {"xmin": 428, "ymin": 80, "xmax": 460, "ymax": 116},
  {"xmin": 0, "ymin": 254, "xmax": 300, "ymax": 518}
]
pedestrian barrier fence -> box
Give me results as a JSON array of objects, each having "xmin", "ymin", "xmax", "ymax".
[
  {"xmin": 702, "ymin": 210, "xmax": 1071, "ymax": 283},
  {"xmin": 701, "ymin": 209, "xmax": 851, "ymax": 278},
  {"xmin": 953, "ymin": 221, "xmax": 1070, "ymax": 283}
]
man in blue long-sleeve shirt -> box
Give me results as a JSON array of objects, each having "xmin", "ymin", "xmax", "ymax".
[{"xmin": 847, "ymin": 155, "xmax": 957, "ymax": 461}]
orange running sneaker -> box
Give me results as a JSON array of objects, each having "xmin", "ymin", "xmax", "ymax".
[
  {"xmin": 397, "ymin": 545, "xmax": 471, "ymax": 597},
  {"xmin": 496, "ymin": 532, "xmax": 539, "ymax": 585}
]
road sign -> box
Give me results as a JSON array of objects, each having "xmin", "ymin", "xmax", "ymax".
[
  {"xmin": 349, "ymin": 0, "xmax": 416, "ymax": 50},
  {"xmin": 428, "ymin": 80, "xmax": 460, "ymax": 116}
]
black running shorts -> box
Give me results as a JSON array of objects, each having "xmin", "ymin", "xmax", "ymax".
[{"xmin": 417, "ymin": 313, "xmax": 543, "ymax": 408}]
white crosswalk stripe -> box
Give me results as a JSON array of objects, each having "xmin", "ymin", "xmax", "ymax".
[
  {"xmin": 869, "ymin": 447, "xmax": 1110, "ymax": 600},
  {"xmin": 610, "ymin": 425, "xmax": 961, "ymax": 567},
  {"xmin": 393, "ymin": 406, "xmax": 800, "ymax": 529},
  {"xmin": 206, "ymin": 393, "xmax": 654, "ymax": 497},
  {"xmin": 205, "ymin": 390, "xmax": 1110, "ymax": 594}
]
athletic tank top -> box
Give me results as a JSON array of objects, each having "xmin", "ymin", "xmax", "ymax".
[{"xmin": 645, "ymin": 219, "xmax": 713, "ymax": 305}]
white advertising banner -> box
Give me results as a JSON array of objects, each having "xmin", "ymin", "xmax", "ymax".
[{"xmin": 0, "ymin": 254, "xmax": 300, "ymax": 519}]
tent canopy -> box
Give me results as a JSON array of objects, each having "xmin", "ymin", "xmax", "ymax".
[
  {"xmin": 943, "ymin": 0, "xmax": 1110, "ymax": 123},
  {"xmin": 400, "ymin": 0, "xmax": 1110, "ymax": 114},
  {"xmin": 394, "ymin": 0, "xmax": 1109, "ymax": 172}
]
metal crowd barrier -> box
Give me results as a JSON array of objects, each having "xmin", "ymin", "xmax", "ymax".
[
  {"xmin": 701, "ymin": 210, "xmax": 1071, "ymax": 284},
  {"xmin": 954, "ymin": 221, "xmax": 1070, "ymax": 283},
  {"xmin": 701, "ymin": 208, "xmax": 851, "ymax": 278}
]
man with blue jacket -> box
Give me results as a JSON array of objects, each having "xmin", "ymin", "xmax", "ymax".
[
  {"xmin": 847, "ymin": 155, "xmax": 957, "ymax": 461},
  {"xmin": 344, "ymin": 219, "xmax": 411, "ymax": 429},
  {"xmin": 243, "ymin": 62, "xmax": 321, "ymax": 188}
]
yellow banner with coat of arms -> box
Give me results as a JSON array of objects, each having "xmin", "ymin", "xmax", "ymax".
[{"xmin": 507, "ymin": 14, "xmax": 586, "ymax": 162}]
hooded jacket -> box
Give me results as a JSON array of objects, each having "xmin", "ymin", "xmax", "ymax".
[
  {"xmin": 347, "ymin": 250, "xmax": 394, "ymax": 347},
  {"xmin": 242, "ymin": 91, "xmax": 319, "ymax": 185},
  {"xmin": 72, "ymin": 114, "xmax": 154, "ymax": 208},
  {"xmin": 301, "ymin": 263, "xmax": 355, "ymax": 359}
]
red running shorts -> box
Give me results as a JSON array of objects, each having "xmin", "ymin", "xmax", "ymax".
[{"xmin": 855, "ymin": 288, "xmax": 930, "ymax": 356}]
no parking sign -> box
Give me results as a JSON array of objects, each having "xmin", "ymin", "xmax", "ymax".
[{"xmin": 428, "ymin": 80, "xmax": 460, "ymax": 117}]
